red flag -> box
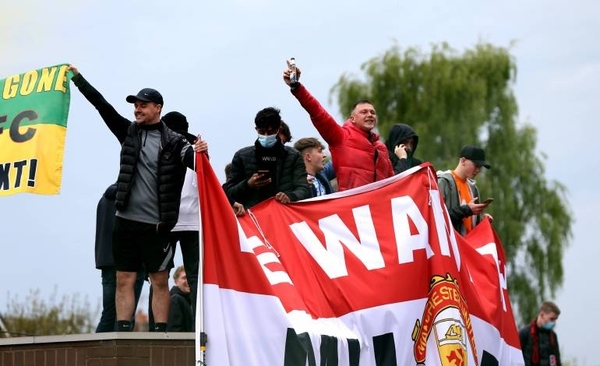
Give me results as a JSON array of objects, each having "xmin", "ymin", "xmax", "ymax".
[{"xmin": 197, "ymin": 161, "xmax": 524, "ymax": 366}]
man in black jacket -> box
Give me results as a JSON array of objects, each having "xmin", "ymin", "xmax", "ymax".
[
  {"xmin": 167, "ymin": 265, "xmax": 193, "ymax": 332},
  {"xmin": 519, "ymin": 301, "xmax": 562, "ymax": 366},
  {"xmin": 94, "ymin": 183, "xmax": 145, "ymax": 332},
  {"xmin": 69, "ymin": 65, "xmax": 208, "ymax": 332},
  {"xmin": 224, "ymin": 107, "xmax": 310, "ymax": 208}
]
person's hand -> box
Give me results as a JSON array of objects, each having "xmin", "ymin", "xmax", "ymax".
[
  {"xmin": 67, "ymin": 64, "xmax": 79, "ymax": 76},
  {"xmin": 233, "ymin": 202, "xmax": 245, "ymax": 216},
  {"xmin": 193, "ymin": 138, "xmax": 208, "ymax": 154},
  {"xmin": 483, "ymin": 213, "xmax": 494, "ymax": 222},
  {"xmin": 275, "ymin": 192, "xmax": 291, "ymax": 204},
  {"xmin": 468, "ymin": 197, "xmax": 489, "ymax": 215},
  {"xmin": 307, "ymin": 174, "xmax": 315, "ymax": 185},
  {"xmin": 247, "ymin": 172, "xmax": 271, "ymax": 189},
  {"xmin": 283, "ymin": 61, "xmax": 301, "ymax": 86},
  {"xmin": 394, "ymin": 144, "xmax": 408, "ymax": 159}
]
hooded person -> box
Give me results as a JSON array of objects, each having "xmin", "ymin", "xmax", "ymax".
[
  {"xmin": 162, "ymin": 111, "xmax": 196, "ymax": 144},
  {"xmin": 160, "ymin": 111, "xmax": 201, "ymax": 327},
  {"xmin": 385, "ymin": 123, "xmax": 423, "ymax": 174}
]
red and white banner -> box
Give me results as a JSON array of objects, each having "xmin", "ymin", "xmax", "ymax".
[{"xmin": 196, "ymin": 154, "xmax": 524, "ymax": 366}]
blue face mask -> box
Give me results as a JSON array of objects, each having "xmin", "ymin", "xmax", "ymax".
[
  {"xmin": 258, "ymin": 133, "xmax": 278, "ymax": 148},
  {"xmin": 542, "ymin": 321, "xmax": 556, "ymax": 330}
]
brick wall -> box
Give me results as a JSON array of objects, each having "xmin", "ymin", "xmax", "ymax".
[{"xmin": 0, "ymin": 332, "xmax": 195, "ymax": 366}]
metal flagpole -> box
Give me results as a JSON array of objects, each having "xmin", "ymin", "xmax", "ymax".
[{"xmin": 194, "ymin": 150, "xmax": 207, "ymax": 365}]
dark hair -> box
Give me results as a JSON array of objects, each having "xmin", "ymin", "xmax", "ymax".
[
  {"xmin": 224, "ymin": 163, "xmax": 232, "ymax": 182},
  {"xmin": 293, "ymin": 137, "xmax": 325, "ymax": 153},
  {"xmin": 350, "ymin": 99, "xmax": 373, "ymax": 112},
  {"xmin": 255, "ymin": 107, "xmax": 282, "ymax": 130},
  {"xmin": 279, "ymin": 121, "xmax": 292, "ymax": 143}
]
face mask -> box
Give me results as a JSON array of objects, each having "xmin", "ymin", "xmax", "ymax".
[
  {"xmin": 542, "ymin": 321, "xmax": 556, "ymax": 330},
  {"xmin": 258, "ymin": 133, "xmax": 278, "ymax": 148}
]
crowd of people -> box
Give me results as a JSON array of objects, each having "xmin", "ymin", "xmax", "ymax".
[{"xmin": 74, "ymin": 62, "xmax": 562, "ymax": 364}]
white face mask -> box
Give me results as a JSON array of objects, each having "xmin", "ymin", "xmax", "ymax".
[{"xmin": 258, "ymin": 133, "xmax": 278, "ymax": 148}]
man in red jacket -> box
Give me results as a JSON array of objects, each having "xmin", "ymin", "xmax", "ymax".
[{"xmin": 283, "ymin": 64, "xmax": 393, "ymax": 191}]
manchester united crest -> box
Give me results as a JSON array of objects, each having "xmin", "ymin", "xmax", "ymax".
[{"xmin": 411, "ymin": 273, "xmax": 478, "ymax": 366}]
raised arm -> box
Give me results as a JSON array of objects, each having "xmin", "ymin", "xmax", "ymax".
[
  {"xmin": 68, "ymin": 65, "xmax": 131, "ymax": 143},
  {"xmin": 283, "ymin": 65, "xmax": 345, "ymax": 146}
]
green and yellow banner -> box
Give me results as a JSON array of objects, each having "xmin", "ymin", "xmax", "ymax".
[{"xmin": 0, "ymin": 64, "xmax": 71, "ymax": 196}]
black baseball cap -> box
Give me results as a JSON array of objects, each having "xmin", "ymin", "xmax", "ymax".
[
  {"xmin": 460, "ymin": 145, "xmax": 491, "ymax": 169},
  {"xmin": 126, "ymin": 88, "xmax": 164, "ymax": 106},
  {"xmin": 162, "ymin": 111, "xmax": 196, "ymax": 143}
]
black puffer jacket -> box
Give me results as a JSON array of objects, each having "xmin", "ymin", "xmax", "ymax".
[
  {"xmin": 115, "ymin": 122, "xmax": 188, "ymax": 232},
  {"xmin": 224, "ymin": 141, "xmax": 310, "ymax": 208},
  {"xmin": 385, "ymin": 123, "xmax": 423, "ymax": 174},
  {"xmin": 72, "ymin": 73, "xmax": 193, "ymax": 233}
]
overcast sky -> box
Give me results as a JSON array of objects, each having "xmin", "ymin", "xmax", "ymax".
[{"xmin": 2, "ymin": 0, "xmax": 599, "ymax": 363}]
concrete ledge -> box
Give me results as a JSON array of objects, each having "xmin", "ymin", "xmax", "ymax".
[
  {"xmin": 0, "ymin": 332, "xmax": 194, "ymax": 346},
  {"xmin": 0, "ymin": 332, "xmax": 196, "ymax": 366}
]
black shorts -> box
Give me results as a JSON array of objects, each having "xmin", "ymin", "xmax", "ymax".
[{"xmin": 113, "ymin": 217, "xmax": 174, "ymax": 273}]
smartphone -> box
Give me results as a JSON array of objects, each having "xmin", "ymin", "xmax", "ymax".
[
  {"xmin": 257, "ymin": 169, "xmax": 271, "ymax": 179},
  {"xmin": 289, "ymin": 57, "xmax": 298, "ymax": 83},
  {"xmin": 482, "ymin": 198, "xmax": 494, "ymax": 204}
]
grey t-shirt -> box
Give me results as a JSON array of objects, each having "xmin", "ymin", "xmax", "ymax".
[
  {"xmin": 117, "ymin": 129, "xmax": 161, "ymax": 224},
  {"xmin": 116, "ymin": 129, "xmax": 192, "ymax": 224}
]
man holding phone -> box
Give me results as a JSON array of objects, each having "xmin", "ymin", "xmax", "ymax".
[
  {"xmin": 224, "ymin": 107, "xmax": 310, "ymax": 208},
  {"xmin": 437, "ymin": 145, "xmax": 493, "ymax": 236}
]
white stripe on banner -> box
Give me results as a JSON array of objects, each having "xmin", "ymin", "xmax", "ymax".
[{"xmin": 204, "ymin": 285, "xmax": 523, "ymax": 366}]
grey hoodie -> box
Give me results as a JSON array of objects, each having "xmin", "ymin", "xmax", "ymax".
[{"xmin": 437, "ymin": 170, "xmax": 483, "ymax": 236}]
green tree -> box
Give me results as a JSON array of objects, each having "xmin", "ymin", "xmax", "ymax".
[
  {"xmin": 562, "ymin": 357, "xmax": 579, "ymax": 366},
  {"xmin": 1, "ymin": 288, "xmax": 98, "ymax": 337},
  {"xmin": 330, "ymin": 42, "xmax": 572, "ymax": 323}
]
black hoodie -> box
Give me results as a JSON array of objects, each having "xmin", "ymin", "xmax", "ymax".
[{"xmin": 385, "ymin": 123, "xmax": 423, "ymax": 174}]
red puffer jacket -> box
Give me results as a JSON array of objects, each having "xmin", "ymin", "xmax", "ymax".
[{"xmin": 292, "ymin": 84, "xmax": 393, "ymax": 191}]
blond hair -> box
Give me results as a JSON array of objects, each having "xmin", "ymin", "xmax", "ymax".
[{"xmin": 174, "ymin": 265, "xmax": 186, "ymax": 280}]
